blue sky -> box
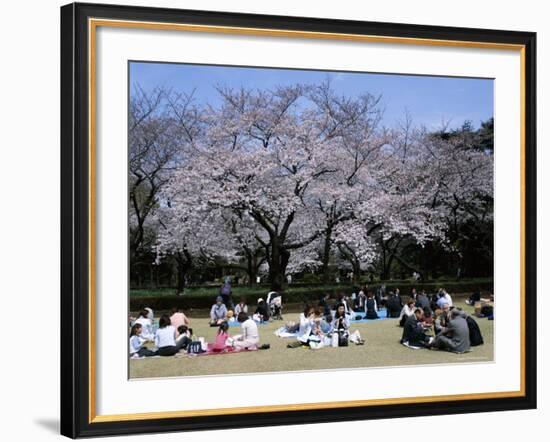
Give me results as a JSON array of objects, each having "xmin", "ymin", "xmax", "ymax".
[{"xmin": 130, "ymin": 61, "xmax": 493, "ymax": 130}]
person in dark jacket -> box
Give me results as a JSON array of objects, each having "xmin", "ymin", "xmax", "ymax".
[
  {"xmin": 365, "ymin": 292, "xmax": 379, "ymax": 319},
  {"xmin": 254, "ymin": 298, "xmax": 270, "ymax": 321},
  {"xmin": 401, "ymin": 308, "xmax": 431, "ymax": 348},
  {"xmin": 386, "ymin": 291, "xmax": 403, "ymax": 318},
  {"xmin": 416, "ymin": 290, "xmax": 431, "ymax": 310},
  {"xmin": 318, "ymin": 293, "xmax": 332, "ymax": 319},
  {"xmin": 466, "ymin": 291, "xmax": 482, "ymax": 306},
  {"xmin": 462, "ymin": 311, "xmax": 484, "ymax": 346}
]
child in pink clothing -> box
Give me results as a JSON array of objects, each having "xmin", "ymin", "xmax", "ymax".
[{"xmin": 209, "ymin": 322, "xmax": 232, "ymax": 353}]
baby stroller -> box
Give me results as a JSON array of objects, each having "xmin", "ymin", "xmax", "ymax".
[{"xmin": 267, "ymin": 291, "xmax": 283, "ymax": 320}]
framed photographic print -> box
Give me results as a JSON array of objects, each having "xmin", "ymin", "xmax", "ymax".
[{"xmin": 60, "ymin": 2, "xmax": 537, "ymax": 438}]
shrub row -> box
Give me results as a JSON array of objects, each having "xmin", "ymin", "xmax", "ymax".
[{"xmin": 130, "ymin": 280, "xmax": 493, "ymax": 312}]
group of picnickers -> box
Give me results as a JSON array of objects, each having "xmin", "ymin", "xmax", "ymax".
[{"xmin": 129, "ymin": 279, "xmax": 489, "ymax": 359}]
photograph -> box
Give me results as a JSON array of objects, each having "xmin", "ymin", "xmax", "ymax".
[{"xmin": 127, "ymin": 62, "xmax": 495, "ymax": 379}]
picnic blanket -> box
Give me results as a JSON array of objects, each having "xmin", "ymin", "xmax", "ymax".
[
  {"xmin": 274, "ymin": 309, "xmax": 393, "ymax": 338},
  {"xmin": 227, "ymin": 319, "xmax": 268, "ymax": 327},
  {"xmin": 350, "ymin": 309, "xmax": 391, "ymax": 323},
  {"xmin": 177, "ymin": 346, "xmax": 258, "ymax": 357}
]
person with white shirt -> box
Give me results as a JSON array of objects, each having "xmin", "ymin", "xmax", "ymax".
[
  {"xmin": 129, "ymin": 323, "xmax": 157, "ymax": 358},
  {"xmin": 436, "ymin": 289, "xmax": 453, "ymax": 309},
  {"xmin": 399, "ymin": 299, "xmax": 417, "ymax": 327},
  {"xmin": 134, "ymin": 309, "xmax": 154, "ymax": 340},
  {"xmin": 296, "ymin": 305, "xmax": 315, "ymax": 345},
  {"xmin": 154, "ymin": 314, "xmax": 189, "ymax": 356},
  {"xmin": 234, "ymin": 298, "xmax": 248, "ymax": 316},
  {"xmin": 233, "ymin": 312, "xmax": 260, "ymax": 350}
]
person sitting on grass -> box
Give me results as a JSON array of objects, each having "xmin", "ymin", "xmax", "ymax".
[
  {"xmin": 434, "ymin": 302, "xmax": 451, "ymax": 333},
  {"xmin": 254, "ymin": 298, "xmax": 270, "ymax": 322},
  {"xmin": 129, "ymin": 324, "xmax": 157, "ymax": 358},
  {"xmin": 233, "ymin": 312, "xmax": 269, "ymax": 350},
  {"xmin": 466, "ymin": 290, "xmax": 482, "ymax": 306},
  {"xmin": 288, "ymin": 305, "xmax": 315, "ymax": 348},
  {"xmin": 415, "ymin": 290, "xmax": 431, "ymax": 310},
  {"xmin": 154, "ymin": 314, "xmax": 190, "ymax": 356},
  {"xmin": 134, "ymin": 309, "xmax": 154, "ymax": 340},
  {"xmin": 401, "ymin": 308, "xmax": 433, "ymax": 349},
  {"xmin": 209, "ymin": 296, "xmax": 228, "ymax": 326},
  {"xmin": 436, "ymin": 289, "xmax": 453, "ymax": 309},
  {"xmin": 399, "ymin": 298, "xmax": 417, "ymax": 327},
  {"xmin": 456, "ymin": 308, "xmax": 484, "ymax": 347},
  {"xmin": 234, "ymin": 297, "xmax": 248, "ymax": 316},
  {"xmin": 354, "ymin": 289, "xmax": 367, "ymax": 312},
  {"xmin": 428, "ymin": 309, "xmax": 471, "ymax": 353},
  {"xmin": 210, "ymin": 322, "xmax": 232, "ymax": 353},
  {"xmin": 176, "ymin": 325, "xmax": 193, "ymax": 346},
  {"xmin": 419, "ymin": 307, "xmax": 435, "ymax": 338},
  {"xmin": 337, "ymin": 292, "xmax": 354, "ymax": 315},
  {"xmin": 144, "ymin": 306, "xmax": 154, "ymax": 321},
  {"xmin": 331, "ymin": 303, "xmax": 365, "ymax": 346},
  {"xmin": 170, "ymin": 307, "xmax": 190, "ymax": 335},
  {"xmin": 332, "ymin": 303, "xmax": 351, "ymax": 346},
  {"xmin": 386, "ymin": 291, "xmax": 403, "ymax": 318},
  {"xmin": 364, "ymin": 291, "xmax": 379, "ymax": 319}
]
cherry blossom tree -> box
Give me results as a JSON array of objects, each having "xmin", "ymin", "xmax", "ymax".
[{"xmin": 138, "ymin": 81, "xmax": 493, "ymax": 288}]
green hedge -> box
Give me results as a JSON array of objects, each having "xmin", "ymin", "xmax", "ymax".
[{"xmin": 130, "ymin": 280, "xmax": 493, "ymax": 312}]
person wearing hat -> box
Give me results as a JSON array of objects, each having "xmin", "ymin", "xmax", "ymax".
[{"xmin": 209, "ymin": 296, "xmax": 228, "ymax": 326}]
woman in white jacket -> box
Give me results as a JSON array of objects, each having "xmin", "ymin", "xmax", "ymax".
[
  {"xmin": 296, "ymin": 305, "xmax": 315, "ymax": 343},
  {"xmin": 399, "ymin": 298, "xmax": 417, "ymax": 327}
]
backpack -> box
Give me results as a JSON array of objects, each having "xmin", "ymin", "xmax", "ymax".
[
  {"xmin": 338, "ymin": 330, "xmax": 349, "ymax": 347},
  {"xmin": 466, "ymin": 316, "xmax": 484, "ymax": 346},
  {"xmin": 187, "ymin": 341, "xmax": 205, "ymax": 354}
]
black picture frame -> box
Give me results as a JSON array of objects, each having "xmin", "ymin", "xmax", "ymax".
[{"xmin": 60, "ymin": 2, "xmax": 537, "ymax": 438}]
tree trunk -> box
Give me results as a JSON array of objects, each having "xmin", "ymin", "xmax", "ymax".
[
  {"xmin": 246, "ymin": 253, "xmax": 258, "ymax": 286},
  {"xmin": 352, "ymin": 259, "xmax": 361, "ymax": 284},
  {"xmin": 268, "ymin": 240, "xmax": 290, "ymax": 291},
  {"xmin": 321, "ymin": 227, "xmax": 333, "ymax": 284},
  {"xmin": 175, "ymin": 253, "xmax": 191, "ymax": 295}
]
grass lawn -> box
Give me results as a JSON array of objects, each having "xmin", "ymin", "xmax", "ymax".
[{"xmin": 129, "ymin": 303, "xmax": 494, "ymax": 379}]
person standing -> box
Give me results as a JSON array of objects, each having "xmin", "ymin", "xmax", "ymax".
[{"xmin": 219, "ymin": 278, "xmax": 234, "ymax": 310}]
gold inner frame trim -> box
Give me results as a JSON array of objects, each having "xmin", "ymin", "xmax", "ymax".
[{"xmin": 88, "ymin": 17, "xmax": 527, "ymax": 424}]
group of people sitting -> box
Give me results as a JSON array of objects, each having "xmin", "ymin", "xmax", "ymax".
[
  {"xmin": 399, "ymin": 295, "xmax": 484, "ymax": 352},
  {"xmin": 129, "ymin": 305, "xmax": 269, "ymax": 359},
  {"xmin": 130, "ymin": 285, "xmax": 487, "ymax": 358},
  {"xmin": 279, "ymin": 302, "xmax": 365, "ymax": 349},
  {"xmin": 209, "ymin": 292, "xmax": 282, "ymax": 326},
  {"xmin": 129, "ymin": 307, "xmax": 193, "ymax": 358}
]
